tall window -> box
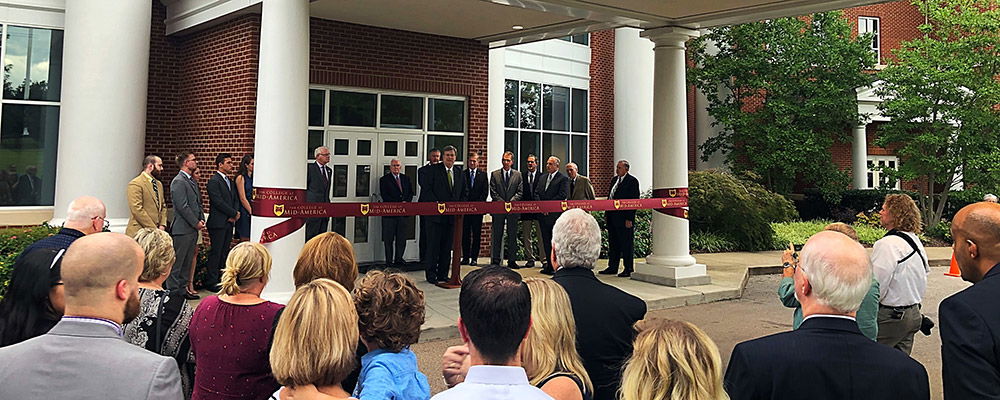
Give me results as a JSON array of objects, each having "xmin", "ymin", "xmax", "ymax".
[
  {"xmin": 0, "ymin": 25, "xmax": 64, "ymax": 207},
  {"xmin": 867, "ymin": 155, "xmax": 898, "ymax": 189},
  {"xmin": 858, "ymin": 17, "xmax": 880, "ymax": 64},
  {"xmin": 504, "ymin": 79, "xmax": 588, "ymax": 175}
]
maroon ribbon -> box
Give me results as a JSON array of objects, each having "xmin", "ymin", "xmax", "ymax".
[{"xmin": 252, "ymin": 187, "xmax": 688, "ymax": 243}]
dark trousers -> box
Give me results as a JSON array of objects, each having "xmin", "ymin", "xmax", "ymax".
[
  {"xmin": 381, "ymin": 216, "xmax": 407, "ymax": 266},
  {"xmin": 425, "ymin": 217, "xmax": 456, "ymax": 281},
  {"xmin": 490, "ymin": 213, "xmax": 519, "ymax": 266},
  {"xmin": 206, "ymin": 225, "xmax": 234, "ymax": 288},
  {"xmin": 305, "ymin": 217, "xmax": 329, "ymax": 241},
  {"xmin": 419, "ymin": 216, "xmax": 428, "ymax": 262},
  {"xmin": 607, "ymin": 215, "xmax": 635, "ymax": 273},
  {"xmin": 538, "ymin": 212, "xmax": 561, "ymax": 268},
  {"xmin": 461, "ymin": 214, "xmax": 484, "ymax": 262},
  {"xmin": 166, "ymin": 232, "xmax": 197, "ymax": 292}
]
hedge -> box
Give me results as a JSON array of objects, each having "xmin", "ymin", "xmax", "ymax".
[{"xmin": 0, "ymin": 224, "xmax": 61, "ymax": 300}]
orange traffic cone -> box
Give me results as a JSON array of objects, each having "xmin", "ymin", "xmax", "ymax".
[{"xmin": 945, "ymin": 253, "xmax": 961, "ymax": 277}]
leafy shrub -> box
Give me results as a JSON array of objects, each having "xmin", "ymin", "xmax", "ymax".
[
  {"xmin": 796, "ymin": 189, "xmax": 919, "ymax": 222},
  {"xmin": 690, "ymin": 231, "xmax": 739, "ymax": 253},
  {"xmin": 926, "ymin": 220, "xmax": 952, "ymax": 242},
  {"xmin": 593, "ymin": 209, "xmax": 653, "ymax": 259},
  {"xmin": 854, "ymin": 211, "xmax": 882, "ymax": 229},
  {"xmin": 689, "ymin": 170, "xmax": 798, "ymax": 251},
  {"xmin": 942, "ymin": 189, "xmax": 999, "ymax": 221},
  {"xmin": 770, "ymin": 220, "xmax": 886, "ymax": 247},
  {"xmin": 0, "ymin": 224, "xmax": 60, "ymax": 300}
]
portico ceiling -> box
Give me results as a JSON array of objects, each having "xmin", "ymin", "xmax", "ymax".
[{"xmin": 166, "ymin": 0, "xmax": 895, "ymax": 47}]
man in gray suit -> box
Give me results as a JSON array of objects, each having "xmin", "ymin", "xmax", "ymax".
[
  {"xmin": 489, "ymin": 151, "xmax": 523, "ymax": 268},
  {"xmin": 167, "ymin": 151, "xmax": 205, "ymax": 298},
  {"xmin": 0, "ymin": 233, "xmax": 183, "ymax": 399}
]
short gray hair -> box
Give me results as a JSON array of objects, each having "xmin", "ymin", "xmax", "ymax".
[
  {"xmin": 566, "ymin": 162, "xmax": 578, "ymax": 170},
  {"xmin": 65, "ymin": 196, "xmax": 106, "ymax": 224},
  {"xmin": 617, "ymin": 159, "xmax": 630, "ymax": 170},
  {"xmin": 984, "ymin": 194, "xmax": 998, "ymax": 203},
  {"xmin": 548, "ymin": 156, "xmax": 561, "ymax": 166},
  {"xmin": 314, "ymin": 146, "xmax": 329, "ymax": 158},
  {"xmin": 798, "ymin": 231, "xmax": 872, "ymax": 313},
  {"xmin": 552, "ymin": 209, "xmax": 601, "ymax": 269}
]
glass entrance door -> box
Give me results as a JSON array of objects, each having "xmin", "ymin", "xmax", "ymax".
[{"xmin": 327, "ymin": 132, "xmax": 377, "ymax": 262}]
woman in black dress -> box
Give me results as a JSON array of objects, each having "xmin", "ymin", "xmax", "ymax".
[
  {"xmin": 0, "ymin": 249, "xmax": 65, "ymax": 347},
  {"xmin": 235, "ymin": 154, "xmax": 254, "ymax": 242}
]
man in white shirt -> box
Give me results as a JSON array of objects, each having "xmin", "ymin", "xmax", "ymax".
[
  {"xmin": 433, "ymin": 266, "xmax": 552, "ymax": 400},
  {"xmin": 871, "ymin": 194, "xmax": 929, "ymax": 354}
]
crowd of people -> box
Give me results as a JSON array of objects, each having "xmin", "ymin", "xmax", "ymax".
[{"xmin": 0, "ymin": 152, "xmax": 998, "ymax": 400}]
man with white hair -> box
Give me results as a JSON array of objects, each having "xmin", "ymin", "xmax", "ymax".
[
  {"xmin": 984, "ymin": 193, "xmax": 998, "ymax": 203},
  {"xmin": 550, "ymin": 209, "xmax": 645, "ymax": 400},
  {"xmin": 305, "ymin": 145, "xmax": 333, "ymax": 240},
  {"xmin": 724, "ymin": 231, "xmax": 929, "ymax": 400},
  {"xmin": 21, "ymin": 195, "xmax": 107, "ymax": 256}
]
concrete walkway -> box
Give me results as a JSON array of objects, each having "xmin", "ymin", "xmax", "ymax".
[{"xmin": 415, "ymin": 247, "xmax": 954, "ymax": 341}]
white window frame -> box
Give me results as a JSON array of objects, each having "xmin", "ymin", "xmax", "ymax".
[
  {"xmin": 503, "ymin": 79, "xmax": 590, "ymax": 175},
  {"xmin": 858, "ymin": 16, "xmax": 881, "ymax": 65},
  {"xmin": 867, "ymin": 155, "xmax": 899, "ymax": 190}
]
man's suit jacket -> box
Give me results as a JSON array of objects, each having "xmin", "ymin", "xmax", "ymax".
[
  {"xmin": 307, "ymin": 162, "xmax": 332, "ymax": 203},
  {"xmin": 170, "ymin": 171, "xmax": 204, "ymax": 235},
  {"xmin": 569, "ymin": 175, "xmax": 596, "ymax": 200},
  {"xmin": 424, "ymin": 163, "xmax": 468, "ymax": 223},
  {"xmin": 14, "ymin": 174, "xmax": 40, "ymax": 205},
  {"xmin": 553, "ymin": 266, "xmax": 646, "ymax": 400},
  {"xmin": 521, "ymin": 170, "xmax": 541, "ymax": 220},
  {"xmin": 417, "ymin": 163, "xmax": 436, "ymax": 202},
  {"xmin": 489, "ymin": 168, "xmax": 523, "ymax": 203},
  {"xmin": 207, "ymin": 171, "xmax": 240, "ymax": 229},
  {"xmin": 725, "ymin": 316, "xmax": 930, "ymax": 400},
  {"xmin": 126, "ymin": 172, "xmax": 167, "ymax": 237},
  {"xmin": 608, "ymin": 173, "xmax": 640, "ymax": 222},
  {"xmin": 0, "ymin": 319, "xmax": 183, "ymax": 399},
  {"xmin": 379, "ymin": 173, "xmax": 414, "ymax": 203},
  {"xmin": 941, "ymin": 263, "xmax": 1000, "ymax": 399},
  {"xmin": 465, "ymin": 168, "xmax": 488, "ymax": 202},
  {"xmin": 535, "ymin": 170, "xmax": 570, "ymax": 202}
]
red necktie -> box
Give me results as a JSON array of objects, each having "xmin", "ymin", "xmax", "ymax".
[{"xmin": 395, "ymin": 175, "xmax": 402, "ymax": 192}]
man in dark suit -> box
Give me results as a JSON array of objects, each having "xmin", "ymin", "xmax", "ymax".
[
  {"xmin": 536, "ymin": 155, "xmax": 570, "ymax": 275},
  {"xmin": 205, "ymin": 153, "xmax": 240, "ymax": 289},
  {"xmin": 725, "ymin": 231, "xmax": 929, "ymax": 400},
  {"xmin": 941, "ymin": 202, "xmax": 1000, "ymax": 399},
  {"xmin": 166, "ymin": 151, "xmax": 204, "ymax": 297},
  {"xmin": 600, "ymin": 160, "xmax": 641, "ymax": 277},
  {"xmin": 417, "ymin": 148, "xmax": 441, "ymax": 263},
  {"xmin": 305, "ymin": 146, "xmax": 332, "ymax": 241},
  {"xmin": 14, "ymin": 165, "xmax": 41, "ymax": 205},
  {"xmin": 551, "ymin": 209, "xmax": 646, "ymax": 400},
  {"xmin": 489, "ymin": 151, "xmax": 522, "ymax": 268},
  {"xmin": 519, "ymin": 155, "xmax": 545, "ymax": 268},
  {"xmin": 461, "ymin": 152, "xmax": 488, "ymax": 266},
  {"xmin": 423, "ymin": 145, "xmax": 467, "ymax": 284},
  {"xmin": 379, "ymin": 158, "xmax": 414, "ymax": 268}
]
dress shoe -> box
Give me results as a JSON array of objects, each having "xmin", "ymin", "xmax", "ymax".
[
  {"xmin": 598, "ymin": 268, "xmax": 618, "ymax": 275},
  {"xmin": 507, "ymin": 262, "xmax": 521, "ymax": 269},
  {"xmin": 540, "ymin": 267, "xmax": 555, "ymax": 275},
  {"xmin": 469, "ymin": 261, "xmax": 478, "ymax": 267},
  {"xmin": 617, "ymin": 271, "xmax": 632, "ymax": 278},
  {"xmin": 183, "ymin": 292, "xmax": 200, "ymax": 300},
  {"xmin": 525, "ymin": 261, "xmax": 536, "ymax": 268}
]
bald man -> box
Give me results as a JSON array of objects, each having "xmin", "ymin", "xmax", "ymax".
[
  {"xmin": 941, "ymin": 202, "xmax": 1000, "ymax": 399},
  {"xmin": 0, "ymin": 233, "xmax": 183, "ymax": 398},
  {"xmin": 21, "ymin": 195, "xmax": 107, "ymax": 257},
  {"xmin": 725, "ymin": 231, "xmax": 929, "ymax": 400}
]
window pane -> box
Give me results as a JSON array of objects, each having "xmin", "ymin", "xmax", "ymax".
[
  {"xmin": 332, "ymin": 165, "xmax": 348, "ymax": 197},
  {"xmin": 356, "ymin": 165, "xmax": 371, "ymax": 197},
  {"xmin": 520, "ymin": 82, "xmax": 540, "ymax": 130},
  {"xmin": 427, "ymin": 135, "xmax": 464, "ymax": 161},
  {"xmin": 572, "ymin": 33, "xmax": 589, "ymax": 45},
  {"xmin": 571, "ymin": 135, "xmax": 588, "ymax": 176},
  {"xmin": 505, "ymin": 80, "xmax": 518, "ymax": 128},
  {"xmin": 543, "ymin": 85, "xmax": 570, "ymax": 131},
  {"xmin": 354, "ymin": 216, "xmax": 368, "ymax": 243},
  {"xmin": 333, "ymin": 139, "xmax": 349, "ymax": 155},
  {"xmin": 520, "ymin": 131, "xmax": 540, "ymax": 169},
  {"xmin": 330, "ymin": 91, "xmax": 375, "ymax": 127},
  {"xmin": 405, "ymin": 165, "xmax": 417, "ymax": 179},
  {"xmin": 4, "ymin": 27, "xmax": 63, "ymax": 101},
  {"xmin": 308, "ymin": 130, "xmax": 324, "ymax": 159},
  {"xmin": 380, "ymin": 95, "xmax": 423, "ymax": 129},
  {"xmin": 332, "ymin": 217, "xmax": 346, "ymax": 236},
  {"xmin": 357, "ymin": 139, "xmax": 371, "ymax": 156},
  {"xmin": 505, "ymin": 130, "xmax": 519, "ymax": 170},
  {"xmin": 308, "ymin": 89, "xmax": 324, "ymax": 127},
  {"xmin": 429, "ymin": 99, "xmax": 464, "ymax": 132},
  {"xmin": 383, "ymin": 140, "xmax": 398, "ymax": 156},
  {"xmin": 542, "ymin": 133, "xmax": 569, "ymax": 167},
  {"xmin": 0, "ymin": 104, "xmax": 59, "ymax": 205},
  {"xmin": 405, "ymin": 141, "xmax": 418, "ymax": 157},
  {"xmin": 571, "ymin": 88, "xmax": 587, "ymax": 133}
]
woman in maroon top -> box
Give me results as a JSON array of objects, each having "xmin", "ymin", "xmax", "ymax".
[{"xmin": 190, "ymin": 242, "xmax": 284, "ymax": 400}]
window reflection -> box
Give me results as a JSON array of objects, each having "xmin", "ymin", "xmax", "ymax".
[{"xmin": 3, "ymin": 26, "xmax": 63, "ymax": 101}]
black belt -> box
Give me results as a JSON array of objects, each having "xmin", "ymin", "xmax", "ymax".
[{"xmin": 879, "ymin": 303, "xmax": 919, "ymax": 309}]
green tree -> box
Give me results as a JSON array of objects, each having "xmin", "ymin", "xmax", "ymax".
[
  {"xmin": 689, "ymin": 12, "xmax": 876, "ymax": 198},
  {"xmin": 875, "ymin": 0, "xmax": 1000, "ymax": 227}
]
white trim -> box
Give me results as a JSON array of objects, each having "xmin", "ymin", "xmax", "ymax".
[
  {"xmin": 858, "ymin": 16, "xmax": 880, "ymax": 65},
  {"xmin": 866, "ymin": 155, "xmax": 899, "ymax": 190},
  {"xmin": 0, "ymin": 1, "xmax": 64, "ymax": 29}
]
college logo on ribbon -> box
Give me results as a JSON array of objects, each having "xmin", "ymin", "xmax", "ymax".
[
  {"xmin": 438, "ymin": 203, "xmax": 446, "ymax": 214},
  {"xmin": 669, "ymin": 189, "xmax": 678, "ymax": 197},
  {"xmin": 561, "ymin": 201, "xmax": 568, "ymax": 211},
  {"xmin": 614, "ymin": 200, "xmax": 621, "ymax": 209},
  {"xmin": 504, "ymin": 202, "xmax": 512, "ymax": 213},
  {"xmin": 273, "ymin": 204, "xmax": 284, "ymax": 217},
  {"xmin": 684, "ymin": 210, "xmax": 689, "ymax": 218},
  {"xmin": 360, "ymin": 204, "xmax": 370, "ymax": 215},
  {"xmin": 252, "ymin": 188, "xmax": 257, "ymax": 201},
  {"xmin": 661, "ymin": 199, "xmax": 668, "ymax": 207}
]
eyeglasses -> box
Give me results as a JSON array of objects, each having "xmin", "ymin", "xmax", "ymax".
[{"xmin": 92, "ymin": 215, "xmax": 110, "ymax": 231}]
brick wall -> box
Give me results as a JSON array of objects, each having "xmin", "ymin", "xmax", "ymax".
[
  {"xmin": 589, "ymin": 30, "xmax": 615, "ymax": 196},
  {"xmin": 843, "ymin": 2, "xmax": 924, "ymax": 64}
]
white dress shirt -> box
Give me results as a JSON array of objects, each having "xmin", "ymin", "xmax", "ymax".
[
  {"xmin": 431, "ymin": 365, "xmax": 553, "ymax": 400},
  {"xmin": 871, "ymin": 231, "xmax": 929, "ymax": 307}
]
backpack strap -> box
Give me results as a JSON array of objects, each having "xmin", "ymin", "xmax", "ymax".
[{"xmin": 884, "ymin": 229, "xmax": 928, "ymax": 269}]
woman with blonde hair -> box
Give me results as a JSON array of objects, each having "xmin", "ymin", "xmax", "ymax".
[
  {"xmin": 294, "ymin": 232, "xmax": 358, "ymax": 291},
  {"xmin": 124, "ymin": 228, "xmax": 196, "ymax": 398},
  {"xmin": 268, "ymin": 278, "xmax": 358, "ymax": 400},
  {"xmin": 619, "ymin": 319, "xmax": 728, "ymax": 400},
  {"xmin": 872, "ymin": 193, "xmax": 929, "ymax": 354},
  {"xmin": 189, "ymin": 242, "xmax": 284, "ymax": 400},
  {"xmin": 441, "ymin": 278, "xmax": 592, "ymax": 400}
]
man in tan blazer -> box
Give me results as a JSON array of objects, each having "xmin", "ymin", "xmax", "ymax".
[
  {"xmin": 125, "ymin": 155, "xmax": 167, "ymax": 237},
  {"xmin": 566, "ymin": 162, "xmax": 596, "ymax": 201}
]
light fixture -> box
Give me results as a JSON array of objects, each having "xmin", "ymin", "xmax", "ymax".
[{"xmin": 512, "ymin": 25, "xmax": 524, "ymax": 30}]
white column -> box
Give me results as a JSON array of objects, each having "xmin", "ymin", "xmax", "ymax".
[
  {"xmin": 613, "ymin": 28, "xmax": 653, "ymax": 193},
  {"xmin": 852, "ymin": 124, "xmax": 868, "ymax": 189},
  {"xmin": 487, "ymin": 47, "xmax": 506, "ymax": 179},
  {"xmin": 53, "ymin": 0, "xmax": 151, "ymax": 230},
  {"xmin": 633, "ymin": 27, "xmax": 710, "ymax": 287},
  {"xmin": 254, "ymin": 0, "xmax": 310, "ymax": 303}
]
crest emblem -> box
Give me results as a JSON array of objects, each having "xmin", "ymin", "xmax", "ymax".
[
  {"xmin": 669, "ymin": 189, "xmax": 678, "ymax": 197},
  {"xmin": 505, "ymin": 202, "xmax": 512, "ymax": 213},
  {"xmin": 661, "ymin": 199, "xmax": 668, "ymax": 207},
  {"xmin": 684, "ymin": 210, "xmax": 689, "ymax": 219},
  {"xmin": 561, "ymin": 201, "xmax": 568, "ymax": 211},
  {"xmin": 614, "ymin": 200, "xmax": 621, "ymax": 209},
  {"xmin": 360, "ymin": 204, "xmax": 370, "ymax": 216},
  {"xmin": 252, "ymin": 188, "xmax": 257, "ymax": 200},
  {"xmin": 438, "ymin": 203, "xmax": 447, "ymax": 214},
  {"xmin": 273, "ymin": 204, "xmax": 285, "ymax": 217}
]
